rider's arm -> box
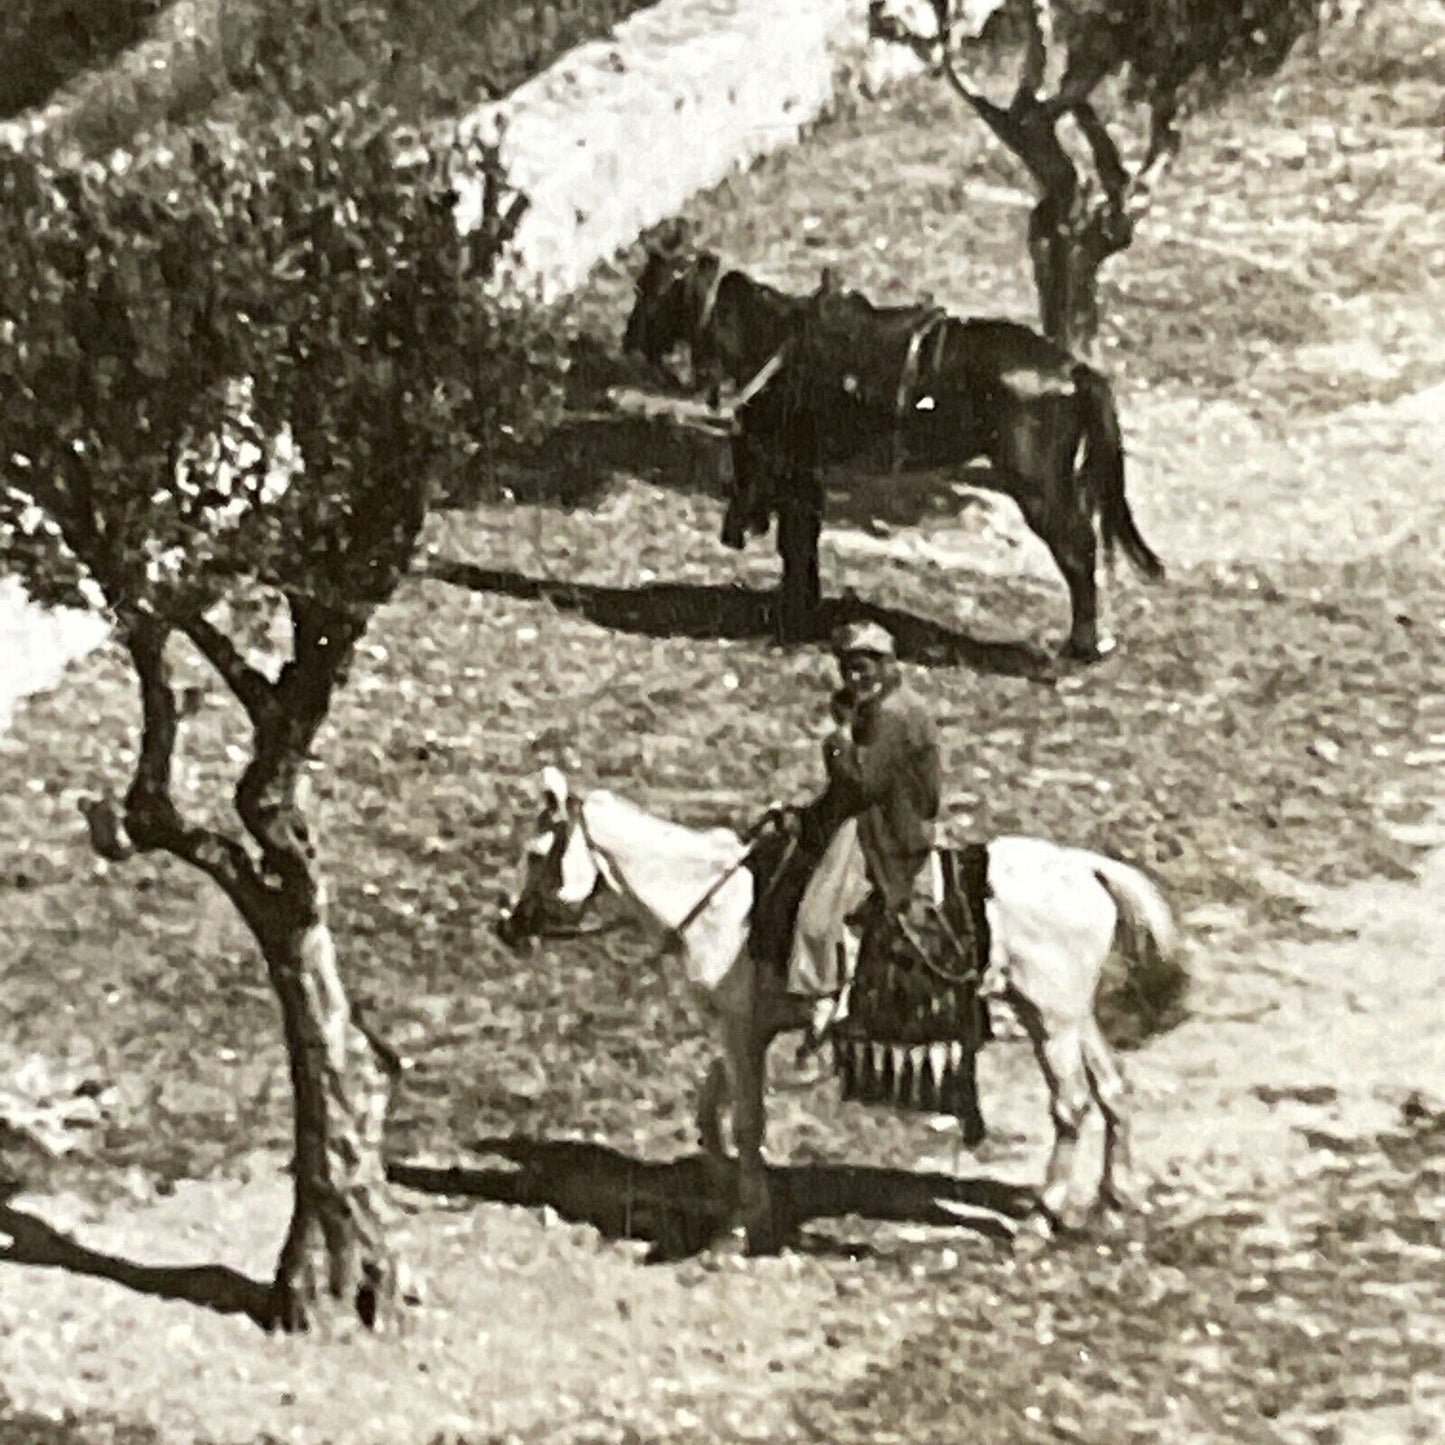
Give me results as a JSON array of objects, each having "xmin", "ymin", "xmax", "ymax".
[{"xmin": 822, "ymin": 706, "xmax": 933, "ymax": 807}]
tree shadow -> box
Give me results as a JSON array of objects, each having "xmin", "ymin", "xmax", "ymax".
[
  {"xmin": 449, "ymin": 357, "xmax": 1035, "ymax": 545},
  {"xmin": 0, "ymin": 1201, "xmax": 272, "ymax": 1327},
  {"xmin": 388, "ymin": 1136, "xmax": 1036, "ymax": 1264},
  {"xmin": 451, "ymin": 411, "xmax": 733, "ymax": 513},
  {"xmin": 421, "ymin": 559, "xmax": 1054, "ymax": 680}
]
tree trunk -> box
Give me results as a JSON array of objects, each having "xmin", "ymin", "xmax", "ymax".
[
  {"xmin": 102, "ymin": 608, "xmax": 405, "ymax": 1333},
  {"xmin": 1027, "ymin": 195, "xmax": 1129, "ymax": 358},
  {"xmin": 263, "ymin": 904, "xmax": 399, "ymax": 1333}
]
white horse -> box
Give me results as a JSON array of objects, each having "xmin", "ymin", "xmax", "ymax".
[{"xmin": 497, "ymin": 766, "xmax": 1179, "ymax": 1252}]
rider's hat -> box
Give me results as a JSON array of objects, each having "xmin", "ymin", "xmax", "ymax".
[{"xmin": 831, "ymin": 621, "xmax": 896, "ymax": 659}]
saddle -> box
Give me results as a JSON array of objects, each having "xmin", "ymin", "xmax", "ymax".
[
  {"xmin": 797, "ymin": 284, "xmax": 950, "ymax": 470},
  {"xmin": 743, "ymin": 826, "xmax": 815, "ymax": 975},
  {"xmin": 831, "ymin": 845, "xmax": 992, "ymax": 1140}
]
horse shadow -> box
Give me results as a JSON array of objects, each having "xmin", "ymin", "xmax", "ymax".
[
  {"xmin": 447, "ymin": 411, "xmax": 731, "ymax": 513},
  {"xmin": 387, "ymin": 1137, "xmax": 1035, "ymax": 1264},
  {"xmin": 422, "ymin": 558, "xmax": 1054, "ymax": 680},
  {"xmin": 0, "ymin": 1197, "xmax": 272, "ymax": 1325}
]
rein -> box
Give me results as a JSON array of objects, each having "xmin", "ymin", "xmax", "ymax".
[
  {"xmin": 695, "ymin": 263, "xmax": 725, "ymax": 338},
  {"xmin": 730, "ymin": 344, "xmax": 790, "ymax": 412},
  {"xmin": 891, "ymin": 905, "xmax": 982, "ymax": 988}
]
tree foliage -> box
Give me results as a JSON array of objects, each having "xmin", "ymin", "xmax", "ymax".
[
  {"xmin": 0, "ymin": 0, "xmax": 163, "ymax": 119},
  {"xmin": 0, "ymin": 98, "xmax": 566, "ymax": 1329},
  {"xmin": 0, "ymin": 104, "xmax": 563, "ymax": 624},
  {"xmin": 1061, "ymin": 0, "xmax": 1328, "ymax": 112},
  {"xmin": 872, "ymin": 0, "xmax": 1359, "ymax": 350},
  {"xmin": 5, "ymin": 0, "xmax": 666, "ymax": 158}
]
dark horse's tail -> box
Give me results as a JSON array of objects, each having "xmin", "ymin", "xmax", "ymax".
[{"xmin": 1072, "ymin": 364, "xmax": 1165, "ymax": 582}]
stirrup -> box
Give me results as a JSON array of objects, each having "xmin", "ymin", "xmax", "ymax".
[
  {"xmin": 795, "ymin": 1021, "xmax": 830, "ymax": 1063},
  {"xmin": 796, "ymin": 1001, "xmax": 841, "ymax": 1062}
]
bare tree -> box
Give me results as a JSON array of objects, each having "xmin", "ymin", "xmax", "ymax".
[{"xmin": 870, "ymin": 0, "xmax": 1337, "ymax": 353}]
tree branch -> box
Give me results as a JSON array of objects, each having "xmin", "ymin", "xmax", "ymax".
[
  {"xmin": 871, "ymin": 0, "xmax": 1080, "ymax": 200},
  {"xmin": 114, "ymin": 618, "xmax": 270, "ymax": 920},
  {"xmin": 278, "ymin": 593, "xmax": 363, "ymax": 726},
  {"xmin": 1016, "ymin": 0, "xmax": 1054, "ymax": 103},
  {"xmin": 180, "ymin": 614, "xmax": 279, "ymax": 725},
  {"xmin": 1069, "ymin": 100, "xmax": 1132, "ymax": 212},
  {"xmin": 1131, "ymin": 93, "xmax": 1183, "ymax": 214},
  {"xmin": 235, "ymin": 594, "xmax": 363, "ymax": 903}
]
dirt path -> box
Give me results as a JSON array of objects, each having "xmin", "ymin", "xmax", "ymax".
[
  {"xmin": 3, "ymin": 373, "xmax": 1442, "ymax": 1444},
  {"xmin": 5, "ymin": 810, "xmax": 1441, "ymax": 1445}
]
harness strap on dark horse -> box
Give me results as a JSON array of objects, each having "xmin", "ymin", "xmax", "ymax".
[
  {"xmin": 893, "ymin": 310, "xmax": 950, "ymax": 423},
  {"xmin": 729, "ymin": 344, "xmax": 791, "ymax": 414},
  {"xmin": 890, "ymin": 309, "xmax": 950, "ymax": 469},
  {"xmin": 695, "ymin": 263, "xmax": 726, "ymax": 338}
]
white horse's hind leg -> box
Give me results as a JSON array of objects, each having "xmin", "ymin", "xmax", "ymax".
[
  {"xmin": 1081, "ymin": 1018, "xmax": 1141, "ymax": 1212},
  {"xmin": 1021, "ymin": 1010, "xmax": 1094, "ymax": 1232}
]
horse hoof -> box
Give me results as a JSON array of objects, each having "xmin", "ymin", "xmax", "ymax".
[
  {"xmin": 743, "ymin": 1212, "xmax": 786, "ymax": 1256},
  {"xmin": 741, "ymin": 1204, "xmax": 785, "ymax": 1256},
  {"xmin": 1099, "ymin": 1180, "xmax": 1151, "ymax": 1218},
  {"xmin": 1059, "ymin": 634, "xmax": 1116, "ymax": 665},
  {"xmin": 1011, "ymin": 1209, "xmax": 1055, "ymax": 1259},
  {"xmin": 709, "ymin": 1227, "xmax": 751, "ymax": 1263},
  {"xmin": 1055, "ymin": 1202, "xmax": 1091, "ymax": 1233}
]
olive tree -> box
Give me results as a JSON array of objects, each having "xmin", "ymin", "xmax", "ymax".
[
  {"xmin": 0, "ymin": 105, "xmax": 559, "ymax": 1330},
  {"xmin": 870, "ymin": 0, "xmax": 1355, "ymax": 353}
]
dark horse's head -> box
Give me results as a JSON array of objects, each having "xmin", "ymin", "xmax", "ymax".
[
  {"xmin": 720, "ymin": 274, "xmax": 844, "ymax": 552},
  {"xmin": 623, "ymin": 224, "xmax": 722, "ymax": 371}
]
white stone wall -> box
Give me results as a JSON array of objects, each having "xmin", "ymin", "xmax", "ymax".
[
  {"xmin": 452, "ymin": 0, "xmax": 925, "ymax": 302},
  {"xmin": 0, "ymin": 578, "xmax": 109, "ymax": 733}
]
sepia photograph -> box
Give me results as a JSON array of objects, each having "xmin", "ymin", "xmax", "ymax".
[{"xmin": 1, "ymin": 0, "xmax": 1441, "ymax": 1439}]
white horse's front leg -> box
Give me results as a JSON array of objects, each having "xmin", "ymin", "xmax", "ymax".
[{"xmin": 718, "ymin": 1005, "xmax": 778, "ymax": 1255}]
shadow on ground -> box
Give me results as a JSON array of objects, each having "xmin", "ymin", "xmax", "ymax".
[
  {"xmin": 0, "ymin": 1200, "xmax": 271, "ymax": 1326},
  {"xmin": 422, "ymin": 559, "xmax": 1053, "ymax": 680},
  {"xmin": 449, "ymin": 326, "xmax": 1042, "ymax": 542},
  {"xmin": 389, "ymin": 1136, "xmax": 1035, "ymax": 1263}
]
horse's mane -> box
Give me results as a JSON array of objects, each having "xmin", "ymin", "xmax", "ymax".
[{"xmin": 585, "ymin": 789, "xmax": 743, "ymax": 865}]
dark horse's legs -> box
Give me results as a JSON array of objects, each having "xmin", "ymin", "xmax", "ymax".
[
  {"xmin": 1012, "ymin": 479, "xmax": 1109, "ymax": 662},
  {"xmin": 775, "ymin": 490, "xmax": 822, "ymax": 645}
]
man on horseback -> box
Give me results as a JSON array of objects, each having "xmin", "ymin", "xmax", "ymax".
[{"xmin": 765, "ymin": 622, "xmax": 943, "ymax": 1023}]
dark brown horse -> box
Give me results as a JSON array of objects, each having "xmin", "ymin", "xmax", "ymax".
[{"xmin": 625, "ymin": 249, "xmax": 1165, "ymax": 662}]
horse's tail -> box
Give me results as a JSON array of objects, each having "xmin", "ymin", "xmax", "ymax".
[
  {"xmin": 1088, "ymin": 854, "xmax": 1178, "ymax": 971},
  {"xmin": 1072, "ymin": 364, "xmax": 1165, "ymax": 583}
]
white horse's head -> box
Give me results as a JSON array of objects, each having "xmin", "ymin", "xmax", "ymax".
[
  {"xmin": 495, "ymin": 770, "xmax": 755, "ymax": 989},
  {"xmin": 495, "ymin": 766, "xmax": 612, "ymax": 950}
]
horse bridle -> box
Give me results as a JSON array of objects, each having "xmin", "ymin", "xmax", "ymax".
[
  {"xmin": 509, "ymin": 807, "xmax": 617, "ymax": 941},
  {"xmin": 693, "ymin": 257, "xmax": 725, "ymax": 339},
  {"xmin": 571, "ymin": 794, "xmax": 776, "ymax": 962}
]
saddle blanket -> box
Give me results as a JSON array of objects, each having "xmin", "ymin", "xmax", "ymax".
[{"xmin": 831, "ymin": 845, "xmax": 993, "ymax": 1135}]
